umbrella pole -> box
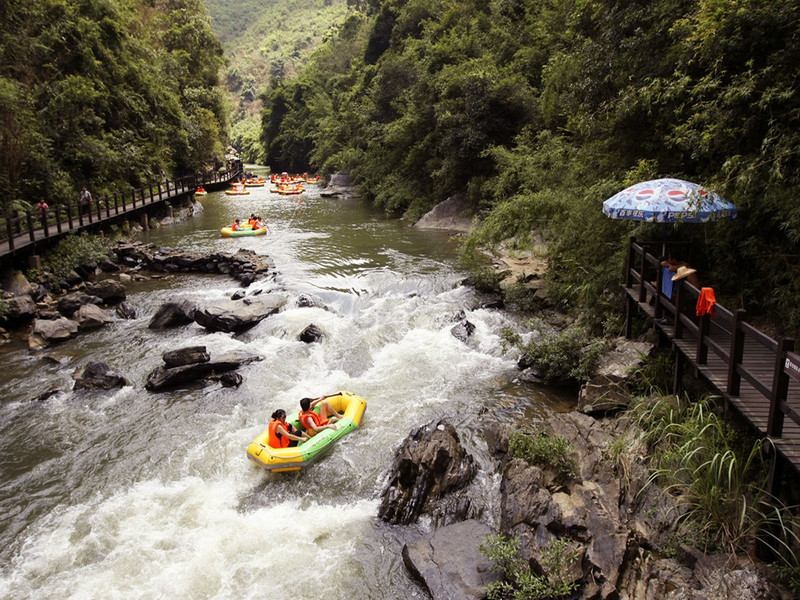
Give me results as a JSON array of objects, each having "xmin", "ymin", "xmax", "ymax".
[{"xmin": 662, "ymin": 223, "xmax": 667, "ymax": 257}]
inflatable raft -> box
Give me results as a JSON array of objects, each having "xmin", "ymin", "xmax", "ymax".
[
  {"xmin": 225, "ymin": 185, "xmax": 250, "ymax": 196},
  {"xmin": 247, "ymin": 390, "xmax": 367, "ymax": 472},
  {"xmin": 220, "ymin": 224, "xmax": 266, "ymax": 237}
]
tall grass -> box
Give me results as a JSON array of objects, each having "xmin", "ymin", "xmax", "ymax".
[{"xmin": 628, "ymin": 394, "xmax": 800, "ymax": 568}]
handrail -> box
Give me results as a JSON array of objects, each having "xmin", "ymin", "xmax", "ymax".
[
  {"xmin": 0, "ymin": 164, "xmax": 242, "ymax": 253},
  {"xmin": 626, "ymin": 239, "xmax": 797, "ymax": 447}
]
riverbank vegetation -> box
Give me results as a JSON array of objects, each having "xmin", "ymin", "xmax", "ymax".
[
  {"xmin": 203, "ymin": 0, "xmax": 350, "ymax": 165},
  {"xmin": 622, "ymin": 392, "xmax": 800, "ymax": 589},
  {"xmin": 0, "ymin": 0, "xmax": 227, "ymax": 215},
  {"xmin": 259, "ymin": 0, "xmax": 800, "ymax": 338}
]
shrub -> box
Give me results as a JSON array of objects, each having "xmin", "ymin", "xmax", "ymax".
[
  {"xmin": 31, "ymin": 232, "xmax": 114, "ymax": 286},
  {"xmin": 505, "ymin": 320, "xmax": 607, "ymax": 383},
  {"xmin": 509, "ymin": 430, "xmax": 577, "ymax": 480},
  {"xmin": 468, "ymin": 266, "xmax": 509, "ymax": 294},
  {"xmin": 480, "ymin": 534, "xmax": 580, "ymax": 600}
]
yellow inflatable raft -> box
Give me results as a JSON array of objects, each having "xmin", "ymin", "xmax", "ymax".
[{"xmin": 247, "ymin": 391, "xmax": 367, "ymax": 472}]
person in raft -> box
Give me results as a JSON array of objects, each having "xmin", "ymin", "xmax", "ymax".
[
  {"xmin": 299, "ymin": 395, "xmax": 344, "ymax": 437},
  {"xmin": 232, "ymin": 218, "xmax": 241, "ymax": 231},
  {"xmin": 268, "ymin": 409, "xmax": 309, "ymax": 448}
]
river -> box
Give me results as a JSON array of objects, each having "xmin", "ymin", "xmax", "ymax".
[{"xmin": 0, "ymin": 169, "xmax": 575, "ymax": 599}]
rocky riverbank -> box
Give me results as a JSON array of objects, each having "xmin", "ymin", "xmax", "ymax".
[{"xmin": 378, "ymin": 364, "xmax": 792, "ymax": 600}]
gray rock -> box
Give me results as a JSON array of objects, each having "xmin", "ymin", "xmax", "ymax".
[
  {"xmin": 578, "ymin": 338, "xmax": 654, "ymax": 414},
  {"xmin": 163, "ymin": 346, "xmax": 210, "ymax": 367},
  {"xmin": 402, "ymin": 520, "xmax": 501, "ymax": 600},
  {"xmin": 148, "ymin": 299, "xmax": 196, "ymax": 329},
  {"xmin": 414, "ymin": 193, "xmax": 474, "ymax": 232},
  {"xmin": 450, "ymin": 320, "xmax": 475, "ymax": 343},
  {"xmin": 74, "ymin": 303, "xmax": 114, "ymax": 330},
  {"xmin": 299, "ymin": 323, "xmax": 323, "ymax": 343},
  {"xmin": 116, "ymin": 302, "xmax": 137, "ymax": 319},
  {"xmin": 29, "ymin": 317, "xmax": 79, "ymax": 349},
  {"xmin": 57, "ymin": 292, "xmax": 102, "ymax": 317},
  {"xmin": 85, "ymin": 279, "xmax": 127, "ymax": 304},
  {"xmin": 193, "ymin": 295, "xmax": 285, "ymax": 333},
  {"xmin": 0, "ymin": 270, "xmax": 33, "ymax": 297},
  {"xmin": 379, "ymin": 420, "xmax": 476, "ymax": 525},
  {"xmin": 73, "ymin": 361, "xmax": 128, "ymax": 391},
  {"xmin": 145, "ymin": 350, "xmax": 261, "ymax": 391},
  {"xmin": 2, "ymin": 295, "xmax": 38, "ymax": 321}
]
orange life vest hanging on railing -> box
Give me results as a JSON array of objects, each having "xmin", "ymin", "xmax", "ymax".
[{"xmin": 696, "ymin": 287, "xmax": 717, "ymax": 318}]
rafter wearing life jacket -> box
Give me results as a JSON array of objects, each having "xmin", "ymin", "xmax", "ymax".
[
  {"xmin": 300, "ymin": 409, "xmax": 328, "ymax": 434},
  {"xmin": 268, "ymin": 418, "xmax": 290, "ymax": 448}
]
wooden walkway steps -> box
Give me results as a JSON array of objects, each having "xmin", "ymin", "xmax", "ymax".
[
  {"xmin": 0, "ymin": 165, "xmax": 242, "ymax": 260},
  {"xmin": 623, "ymin": 238, "xmax": 799, "ymax": 493}
]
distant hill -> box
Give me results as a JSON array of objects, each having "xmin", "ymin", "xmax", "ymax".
[{"xmin": 203, "ymin": 0, "xmax": 350, "ymax": 161}]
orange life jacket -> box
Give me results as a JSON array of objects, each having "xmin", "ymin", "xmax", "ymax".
[
  {"xmin": 300, "ymin": 410, "xmax": 327, "ymax": 431},
  {"xmin": 268, "ymin": 419, "xmax": 290, "ymax": 448}
]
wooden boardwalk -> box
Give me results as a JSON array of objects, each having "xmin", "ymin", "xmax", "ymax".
[
  {"xmin": 0, "ymin": 166, "xmax": 241, "ymax": 260},
  {"xmin": 623, "ymin": 238, "xmax": 800, "ymax": 491}
]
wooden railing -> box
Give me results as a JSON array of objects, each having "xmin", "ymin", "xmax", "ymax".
[
  {"xmin": 624, "ymin": 237, "xmax": 799, "ymax": 489},
  {"xmin": 0, "ymin": 164, "xmax": 241, "ymax": 255}
]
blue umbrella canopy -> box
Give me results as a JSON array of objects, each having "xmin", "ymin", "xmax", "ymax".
[{"xmin": 603, "ymin": 178, "xmax": 738, "ymax": 223}]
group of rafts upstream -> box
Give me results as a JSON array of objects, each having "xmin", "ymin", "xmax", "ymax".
[
  {"xmin": 216, "ymin": 173, "xmax": 322, "ymax": 237},
  {"xmin": 247, "ymin": 391, "xmax": 367, "ymax": 472}
]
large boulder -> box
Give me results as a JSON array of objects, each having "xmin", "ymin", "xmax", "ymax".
[
  {"xmin": 402, "ymin": 520, "xmax": 501, "ymax": 600},
  {"xmin": 193, "ymin": 295, "xmax": 286, "ymax": 333},
  {"xmin": 85, "ymin": 279, "xmax": 127, "ymax": 304},
  {"xmin": 73, "ymin": 361, "xmax": 128, "ymax": 391},
  {"xmin": 148, "ymin": 299, "xmax": 196, "ymax": 328},
  {"xmin": 145, "ymin": 349, "xmax": 262, "ymax": 391},
  {"xmin": 578, "ymin": 338, "xmax": 655, "ymax": 414},
  {"xmin": 378, "ymin": 420, "xmax": 476, "ymax": 526},
  {"xmin": 163, "ymin": 346, "xmax": 210, "ymax": 368},
  {"xmin": 414, "ymin": 193, "xmax": 474, "ymax": 232},
  {"xmin": 1, "ymin": 295, "xmax": 38, "ymax": 322},
  {"xmin": 74, "ymin": 304, "xmax": 114, "ymax": 331},
  {"xmin": 57, "ymin": 292, "xmax": 102, "ymax": 317},
  {"xmin": 29, "ymin": 317, "xmax": 79, "ymax": 349},
  {"xmin": 0, "ymin": 269, "xmax": 33, "ymax": 297}
]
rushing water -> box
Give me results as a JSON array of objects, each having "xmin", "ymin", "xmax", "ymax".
[{"xmin": 0, "ymin": 168, "xmax": 576, "ymax": 600}]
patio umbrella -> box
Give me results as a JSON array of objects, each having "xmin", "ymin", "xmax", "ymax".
[
  {"xmin": 602, "ymin": 178, "xmax": 737, "ymax": 223},
  {"xmin": 604, "ymin": 178, "xmax": 738, "ymax": 300}
]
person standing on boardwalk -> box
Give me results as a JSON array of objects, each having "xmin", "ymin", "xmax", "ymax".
[
  {"xmin": 79, "ymin": 185, "xmax": 92, "ymax": 218},
  {"xmin": 35, "ymin": 198, "xmax": 48, "ymax": 226}
]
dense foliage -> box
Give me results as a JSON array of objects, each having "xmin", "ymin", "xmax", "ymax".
[
  {"xmin": 0, "ymin": 0, "xmax": 227, "ymax": 213},
  {"xmin": 204, "ymin": 0, "xmax": 350, "ymax": 164},
  {"xmin": 260, "ymin": 0, "xmax": 800, "ymax": 336}
]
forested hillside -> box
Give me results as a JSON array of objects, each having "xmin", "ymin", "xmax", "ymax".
[
  {"xmin": 0, "ymin": 0, "xmax": 227, "ymax": 214},
  {"xmin": 203, "ymin": 0, "xmax": 350, "ymax": 162},
  {"xmin": 261, "ymin": 0, "xmax": 800, "ymax": 336}
]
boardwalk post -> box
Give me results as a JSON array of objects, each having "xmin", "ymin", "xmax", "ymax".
[
  {"xmin": 727, "ymin": 309, "xmax": 747, "ymax": 396},
  {"xmin": 6, "ymin": 218, "xmax": 15, "ymax": 251},
  {"xmin": 42, "ymin": 209, "xmax": 49, "ymax": 238},
  {"xmin": 767, "ymin": 338, "xmax": 795, "ymax": 438},
  {"xmin": 674, "ymin": 282, "xmax": 685, "ymax": 339},
  {"xmin": 672, "ymin": 349, "xmax": 684, "ymax": 394},
  {"xmin": 26, "ymin": 211, "xmax": 35, "ymax": 242},
  {"xmin": 637, "ymin": 243, "xmax": 647, "ymax": 303},
  {"xmin": 696, "ymin": 313, "xmax": 710, "ymax": 364}
]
